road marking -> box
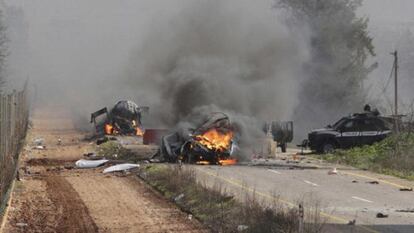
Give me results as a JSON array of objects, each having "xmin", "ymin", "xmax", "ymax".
[
  {"xmin": 342, "ymin": 171, "xmax": 410, "ymax": 189},
  {"xmin": 267, "ymin": 169, "xmax": 282, "ymax": 175},
  {"xmin": 195, "ymin": 167, "xmax": 379, "ymax": 233},
  {"xmin": 304, "ymin": 180, "xmax": 319, "ymax": 187},
  {"xmin": 352, "ymin": 196, "xmax": 373, "ymax": 203}
]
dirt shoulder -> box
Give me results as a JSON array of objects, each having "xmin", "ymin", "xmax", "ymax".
[{"xmin": 2, "ymin": 108, "xmax": 206, "ymax": 233}]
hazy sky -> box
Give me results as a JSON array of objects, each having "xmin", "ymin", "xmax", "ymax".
[{"xmin": 2, "ymin": 0, "xmax": 414, "ymax": 124}]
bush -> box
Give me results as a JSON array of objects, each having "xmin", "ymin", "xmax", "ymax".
[{"xmin": 326, "ymin": 133, "xmax": 414, "ymax": 180}]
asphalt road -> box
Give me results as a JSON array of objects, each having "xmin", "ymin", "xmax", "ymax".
[{"xmin": 192, "ymin": 152, "xmax": 414, "ymax": 233}]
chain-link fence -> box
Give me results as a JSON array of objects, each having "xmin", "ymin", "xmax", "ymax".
[{"xmin": 0, "ymin": 83, "xmax": 29, "ymax": 214}]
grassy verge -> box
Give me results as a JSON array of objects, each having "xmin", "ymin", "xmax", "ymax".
[
  {"xmin": 139, "ymin": 164, "xmax": 323, "ymax": 233},
  {"xmin": 319, "ymin": 133, "xmax": 414, "ymax": 181},
  {"xmin": 96, "ymin": 141, "xmax": 133, "ymax": 160}
]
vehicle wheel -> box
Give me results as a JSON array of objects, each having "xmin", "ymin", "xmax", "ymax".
[
  {"xmin": 321, "ymin": 142, "xmax": 335, "ymax": 154},
  {"xmin": 280, "ymin": 143, "xmax": 287, "ymax": 153}
]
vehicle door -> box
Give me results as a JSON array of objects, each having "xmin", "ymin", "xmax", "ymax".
[
  {"xmin": 336, "ymin": 119, "xmax": 360, "ymax": 149},
  {"xmin": 359, "ymin": 118, "xmax": 381, "ymax": 145}
]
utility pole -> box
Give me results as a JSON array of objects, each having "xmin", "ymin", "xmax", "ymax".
[{"xmin": 391, "ymin": 50, "xmax": 399, "ymax": 132}]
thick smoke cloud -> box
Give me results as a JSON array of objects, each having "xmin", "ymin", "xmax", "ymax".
[{"xmin": 124, "ymin": 0, "xmax": 310, "ymax": 133}]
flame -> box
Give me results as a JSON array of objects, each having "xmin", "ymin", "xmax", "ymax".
[
  {"xmin": 132, "ymin": 120, "xmax": 144, "ymax": 136},
  {"xmin": 195, "ymin": 128, "xmax": 233, "ymax": 152},
  {"xmin": 196, "ymin": 161, "xmax": 210, "ymax": 165},
  {"xmin": 219, "ymin": 158, "xmax": 237, "ymax": 166},
  {"xmin": 105, "ymin": 124, "xmax": 114, "ymax": 135},
  {"xmin": 136, "ymin": 127, "xmax": 144, "ymax": 136}
]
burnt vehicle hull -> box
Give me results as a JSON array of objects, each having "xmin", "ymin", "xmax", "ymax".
[
  {"xmin": 159, "ymin": 113, "xmax": 234, "ymax": 164},
  {"xmin": 90, "ymin": 100, "xmax": 148, "ymax": 136},
  {"xmin": 181, "ymin": 140, "xmax": 231, "ymax": 164},
  {"xmin": 306, "ymin": 112, "xmax": 392, "ymax": 154}
]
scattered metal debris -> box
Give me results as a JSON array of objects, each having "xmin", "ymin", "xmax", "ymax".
[
  {"xmin": 174, "ymin": 193, "xmax": 185, "ymax": 202},
  {"xmin": 396, "ymin": 209, "xmax": 414, "ymax": 213},
  {"xmin": 33, "ymin": 138, "xmax": 44, "ymax": 145},
  {"xmin": 399, "ymin": 187, "xmax": 413, "ymax": 191},
  {"xmin": 352, "ymin": 180, "xmax": 358, "ymax": 183},
  {"xmin": 366, "ymin": 181, "xmax": 379, "ymax": 184},
  {"xmin": 33, "ymin": 145, "xmax": 46, "ymax": 150},
  {"xmin": 102, "ymin": 163, "xmax": 139, "ymax": 174},
  {"xmin": 376, "ymin": 213, "xmax": 388, "ymax": 218},
  {"xmin": 75, "ymin": 159, "xmax": 109, "ymax": 168},
  {"xmin": 237, "ymin": 225, "xmax": 249, "ymax": 231},
  {"xmin": 15, "ymin": 223, "xmax": 28, "ymax": 227},
  {"xmin": 347, "ymin": 219, "xmax": 356, "ymax": 225},
  {"xmin": 328, "ymin": 167, "xmax": 338, "ymax": 175}
]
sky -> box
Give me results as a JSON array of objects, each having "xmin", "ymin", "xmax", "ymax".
[{"xmin": 2, "ymin": 0, "xmax": 414, "ymax": 130}]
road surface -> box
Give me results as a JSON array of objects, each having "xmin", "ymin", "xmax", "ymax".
[
  {"xmin": 194, "ymin": 154, "xmax": 414, "ymax": 233},
  {"xmin": 1, "ymin": 108, "xmax": 206, "ymax": 233}
]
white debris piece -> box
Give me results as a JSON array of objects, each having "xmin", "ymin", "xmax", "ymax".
[
  {"xmin": 33, "ymin": 145, "xmax": 46, "ymax": 150},
  {"xmin": 328, "ymin": 167, "xmax": 338, "ymax": 175},
  {"xmin": 103, "ymin": 163, "xmax": 139, "ymax": 174},
  {"xmin": 33, "ymin": 138, "xmax": 44, "ymax": 145},
  {"xmin": 75, "ymin": 159, "xmax": 108, "ymax": 168},
  {"xmin": 237, "ymin": 225, "xmax": 249, "ymax": 232}
]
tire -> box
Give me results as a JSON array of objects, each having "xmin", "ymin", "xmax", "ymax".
[
  {"xmin": 280, "ymin": 143, "xmax": 287, "ymax": 153},
  {"xmin": 321, "ymin": 142, "xmax": 335, "ymax": 154}
]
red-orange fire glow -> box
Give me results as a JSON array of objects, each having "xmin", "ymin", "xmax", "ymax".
[
  {"xmin": 195, "ymin": 128, "xmax": 233, "ymax": 152},
  {"xmin": 219, "ymin": 158, "xmax": 237, "ymax": 166},
  {"xmin": 105, "ymin": 124, "xmax": 114, "ymax": 135}
]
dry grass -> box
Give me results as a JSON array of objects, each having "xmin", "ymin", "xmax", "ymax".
[{"xmin": 139, "ymin": 164, "xmax": 323, "ymax": 233}]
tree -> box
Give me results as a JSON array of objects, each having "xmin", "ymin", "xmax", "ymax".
[{"xmin": 276, "ymin": 0, "xmax": 376, "ymax": 134}]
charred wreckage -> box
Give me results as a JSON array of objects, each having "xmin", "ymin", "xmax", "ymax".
[
  {"xmin": 156, "ymin": 112, "xmax": 237, "ymax": 165},
  {"xmin": 91, "ymin": 101, "xmax": 293, "ymax": 165},
  {"xmin": 91, "ymin": 100, "xmax": 148, "ymax": 137}
]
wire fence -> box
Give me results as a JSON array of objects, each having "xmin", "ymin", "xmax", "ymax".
[{"xmin": 0, "ymin": 83, "xmax": 29, "ymax": 214}]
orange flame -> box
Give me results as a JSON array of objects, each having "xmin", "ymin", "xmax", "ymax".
[
  {"xmin": 105, "ymin": 124, "xmax": 114, "ymax": 135},
  {"xmin": 195, "ymin": 128, "xmax": 233, "ymax": 152},
  {"xmin": 136, "ymin": 127, "xmax": 144, "ymax": 136},
  {"xmin": 219, "ymin": 158, "xmax": 237, "ymax": 166},
  {"xmin": 196, "ymin": 161, "xmax": 210, "ymax": 165}
]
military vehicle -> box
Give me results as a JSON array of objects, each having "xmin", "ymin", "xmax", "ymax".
[{"xmin": 305, "ymin": 110, "xmax": 393, "ymax": 154}]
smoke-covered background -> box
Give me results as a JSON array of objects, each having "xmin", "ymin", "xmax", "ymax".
[{"xmin": 2, "ymin": 0, "xmax": 414, "ymax": 142}]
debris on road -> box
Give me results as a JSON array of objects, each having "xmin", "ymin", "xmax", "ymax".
[
  {"xmin": 15, "ymin": 223, "xmax": 28, "ymax": 227},
  {"xmin": 376, "ymin": 213, "xmax": 389, "ymax": 218},
  {"xmin": 328, "ymin": 167, "xmax": 338, "ymax": 175},
  {"xmin": 237, "ymin": 225, "xmax": 249, "ymax": 231},
  {"xmin": 347, "ymin": 219, "xmax": 356, "ymax": 225},
  {"xmin": 75, "ymin": 159, "xmax": 109, "ymax": 168},
  {"xmin": 399, "ymin": 187, "xmax": 413, "ymax": 191},
  {"xmin": 366, "ymin": 181, "xmax": 379, "ymax": 184},
  {"xmin": 396, "ymin": 209, "xmax": 414, "ymax": 213},
  {"xmin": 33, "ymin": 145, "xmax": 46, "ymax": 150},
  {"xmin": 33, "ymin": 138, "xmax": 44, "ymax": 145},
  {"xmin": 352, "ymin": 180, "xmax": 358, "ymax": 183},
  {"xmin": 102, "ymin": 163, "xmax": 139, "ymax": 174},
  {"xmin": 174, "ymin": 193, "xmax": 185, "ymax": 202}
]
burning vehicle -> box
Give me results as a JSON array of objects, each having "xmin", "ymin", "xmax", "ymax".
[
  {"xmin": 304, "ymin": 107, "xmax": 393, "ymax": 154},
  {"xmin": 90, "ymin": 100, "xmax": 148, "ymax": 136},
  {"xmin": 158, "ymin": 112, "xmax": 236, "ymax": 165}
]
